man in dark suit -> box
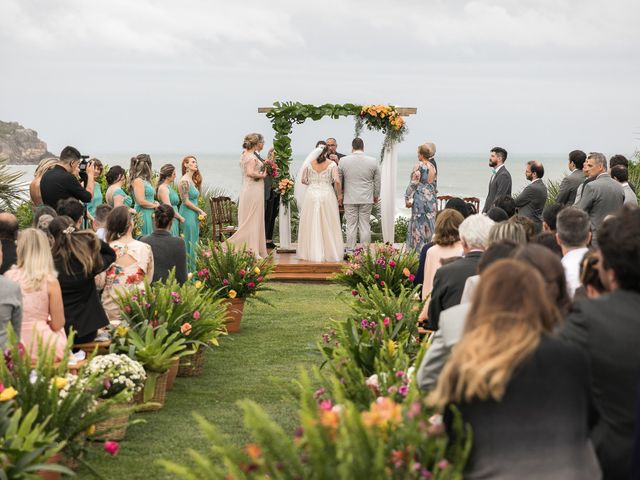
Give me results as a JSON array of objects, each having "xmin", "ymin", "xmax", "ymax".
[
  {"xmin": 257, "ymin": 141, "xmax": 279, "ymax": 250},
  {"xmin": 426, "ymin": 214, "xmax": 494, "ymax": 330},
  {"xmin": 556, "ymin": 150, "xmax": 587, "ymax": 205},
  {"xmin": 482, "ymin": 147, "xmax": 512, "ymax": 213},
  {"xmin": 514, "ymin": 161, "xmax": 548, "ymax": 233},
  {"xmin": 561, "ymin": 206, "xmax": 640, "ymax": 480}
]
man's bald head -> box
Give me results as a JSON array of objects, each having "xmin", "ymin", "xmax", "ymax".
[
  {"xmin": 0, "ymin": 212, "xmax": 18, "ymax": 240},
  {"xmin": 526, "ymin": 160, "xmax": 545, "ymax": 181}
]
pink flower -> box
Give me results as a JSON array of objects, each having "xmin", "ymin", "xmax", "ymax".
[
  {"xmin": 395, "ymin": 312, "xmax": 403, "ymax": 321},
  {"xmin": 398, "ymin": 385, "xmax": 409, "ymax": 396},
  {"xmin": 314, "ymin": 387, "xmax": 326, "ymax": 399},
  {"xmin": 437, "ymin": 460, "xmax": 449, "ymax": 470},
  {"xmin": 421, "ymin": 469, "xmax": 433, "ymax": 479},
  {"xmin": 408, "ymin": 401, "xmax": 422, "ymax": 419},
  {"xmin": 222, "ymin": 279, "xmax": 229, "ymax": 285},
  {"xmin": 203, "ymin": 250, "xmax": 212, "ymax": 258},
  {"xmin": 409, "ymin": 274, "xmax": 416, "ymax": 282},
  {"xmin": 192, "ymin": 310, "xmax": 201, "ymax": 320},
  {"xmin": 361, "ymin": 319, "xmax": 369, "ymax": 328},
  {"xmin": 369, "ymin": 321, "xmax": 376, "ymax": 329},
  {"xmin": 383, "ymin": 317, "xmax": 390, "ymax": 327},
  {"xmin": 247, "ymin": 282, "xmax": 256, "ymax": 288},
  {"xmin": 239, "ymin": 269, "xmax": 246, "ymax": 277},
  {"xmin": 389, "ymin": 260, "xmax": 396, "ymax": 267},
  {"xmin": 395, "ymin": 370, "xmax": 405, "ymax": 378},
  {"xmin": 374, "ymin": 274, "xmax": 380, "ymax": 280},
  {"xmin": 387, "ymin": 386, "xmax": 398, "ymax": 394},
  {"xmin": 351, "ymin": 290, "xmax": 359, "ymax": 296},
  {"xmin": 104, "ymin": 441, "xmax": 120, "ymax": 456},
  {"xmin": 124, "ymin": 306, "xmax": 132, "ymax": 314},
  {"xmin": 319, "ymin": 399, "xmax": 333, "ymax": 411},
  {"xmin": 380, "ymin": 281, "xmax": 386, "ymax": 287},
  {"xmin": 180, "ymin": 323, "xmax": 192, "ymax": 335},
  {"xmin": 257, "ymin": 276, "xmax": 264, "ymax": 282}
]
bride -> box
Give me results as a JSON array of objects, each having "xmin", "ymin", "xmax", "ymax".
[{"xmin": 296, "ymin": 145, "xmax": 344, "ymax": 262}]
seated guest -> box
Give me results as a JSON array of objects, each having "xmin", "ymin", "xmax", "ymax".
[
  {"xmin": 561, "ymin": 205, "xmax": 640, "ymax": 479},
  {"xmin": 431, "ymin": 259, "xmax": 600, "ymax": 479},
  {"xmin": 423, "ymin": 214, "xmax": 494, "ymax": 329},
  {"xmin": 487, "ymin": 220, "xmax": 527, "ymax": 245},
  {"xmin": 49, "ymin": 216, "xmax": 115, "ymax": 344},
  {"xmin": 556, "ymin": 207, "xmax": 591, "ymax": 298},
  {"xmin": 32, "ymin": 205, "xmax": 57, "ymax": 227},
  {"xmin": 574, "ymin": 250, "xmax": 606, "ymax": 301},
  {"xmin": 493, "ymin": 194, "xmax": 516, "ymax": 218},
  {"xmin": 531, "ymin": 231, "xmax": 562, "ymax": 258},
  {"xmin": 102, "ymin": 206, "xmax": 154, "ymax": 323},
  {"xmin": 486, "ymin": 206, "xmax": 508, "ymax": 222},
  {"xmin": 140, "ymin": 205, "xmax": 187, "ymax": 284},
  {"xmin": 542, "ymin": 203, "xmax": 564, "ymax": 232},
  {"xmin": 5, "ymin": 229, "xmax": 67, "ymax": 361},
  {"xmin": 418, "ymin": 240, "xmax": 518, "ymax": 391},
  {"xmin": 509, "ymin": 215, "xmax": 536, "ymax": 241},
  {"xmin": 0, "ymin": 242, "xmax": 22, "ymax": 350},
  {"xmin": 0, "ymin": 212, "xmax": 18, "ymax": 274},
  {"xmin": 93, "ymin": 204, "xmax": 112, "ymax": 241},
  {"xmin": 56, "ymin": 198, "xmax": 85, "ymax": 229},
  {"xmin": 610, "ymin": 165, "xmax": 638, "ymax": 206}
]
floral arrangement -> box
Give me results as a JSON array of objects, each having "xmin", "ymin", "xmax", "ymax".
[
  {"xmin": 356, "ymin": 105, "xmax": 408, "ymax": 159},
  {"xmin": 263, "ymin": 158, "xmax": 278, "ymax": 178},
  {"xmin": 277, "ymin": 177, "xmax": 294, "ymax": 196},
  {"xmin": 82, "ymin": 354, "xmax": 146, "ymax": 400},
  {"xmin": 196, "ymin": 240, "xmax": 274, "ymax": 302},
  {"xmin": 333, "ymin": 243, "xmax": 419, "ymax": 295}
]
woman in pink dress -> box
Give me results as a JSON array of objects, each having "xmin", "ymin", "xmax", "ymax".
[
  {"xmin": 5, "ymin": 228, "xmax": 67, "ymax": 361},
  {"xmin": 227, "ymin": 133, "xmax": 268, "ymax": 258}
]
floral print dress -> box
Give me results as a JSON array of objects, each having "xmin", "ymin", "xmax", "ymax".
[{"xmin": 405, "ymin": 162, "xmax": 437, "ymax": 251}]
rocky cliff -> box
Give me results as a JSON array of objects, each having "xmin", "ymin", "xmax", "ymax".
[{"xmin": 0, "ymin": 120, "xmax": 54, "ymax": 164}]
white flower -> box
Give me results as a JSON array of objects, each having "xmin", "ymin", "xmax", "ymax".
[{"xmin": 365, "ymin": 374, "xmax": 379, "ymax": 389}]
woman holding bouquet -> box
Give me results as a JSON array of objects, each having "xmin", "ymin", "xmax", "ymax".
[
  {"xmin": 228, "ymin": 133, "xmax": 268, "ymax": 258},
  {"xmin": 178, "ymin": 156, "xmax": 207, "ymax": 272}
]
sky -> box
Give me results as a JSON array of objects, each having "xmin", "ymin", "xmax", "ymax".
[{"xmin": 1, "ymin": 0, "xmax": 640, "ymax": 157}]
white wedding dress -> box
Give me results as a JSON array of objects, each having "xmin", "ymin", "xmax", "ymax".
[{"xmin": 296, "ymin": 161, "xmax": 344, "ymax": 262}]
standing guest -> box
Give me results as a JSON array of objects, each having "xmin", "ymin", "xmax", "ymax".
[
  {"xmin": 542, "ymin": 203, "xmax": 564, "ymax": 232},
  {"xmin": 487, "ymin": 220, "xmax": 527, "ymax": 245},
  {"xmin": 156, "ymin": 164, "xmax": 185, "ymax": 237},
  {"xmin": 40, "ymin": 146, "xmax": 96, "ymax": 209},
  {"xmin": 5, "ymin": 229, "xmax": 67, "ymax": 361},
  {"xmin": 32, "ymin": 205, "xmax": 56, "ymax": 228},
  {"xmin": 561, "ymin": 206, "xmax": 640, "ymax": 480},
  {"xmin": 29, "ymin": 158, "xmax": 59, "ymax": 206},
  {"xmin": 556, "ymin": 150, "xmax": 587, "ymax": 205},
  {"xmin": 405, "ymin": 142, "xmax": 438, "ymax": 251},
  {"xmin": 493, "ymin": 195, "xmax": 516, "ymax": 218},
  {"xmin": 102, "ymin": 207, "xmax": 154, "ymax": 323},
  {"xmin": 141, "ymin": 205, "xmax": 187, "ymax": 284},
  {"xmin": 556, "ymin": 207, "xmax": 591, "ymax": 298},
  {"xmin": 85, "ymin": 159, "xmax": 104, "ymax": 222},
  {"xmin": 610, "ymin": 165, "xmax": 638, "ymax": 205},
  {"xmin": 93, "ymin": 204, "xmax": 112, "ymax": 241},
  {"xmin": 130, "ymin": 154, "xmax": 159, "ymax": 236},
  {"xmin": 575, "ymin": 152, "xmax": 625, "ymax": 244},
  {"xmin": 179, "ymin": 156, "xmax": 208, "ymax": 270},
  {"xmin": 423, "ymin": 214, "xmax": 494, "ymax": 330},
  {"xmin": 48, "ymin": 216, "xmax": 115, "ymax": 344},
  {"xmin": 509, "ymin": 215, "xmax": 536, "ymax": 241},
  {"xmin": 610, "ymin": 154, "xmax": 636, "ymax": 193},
  {"xmin": 514, "ymin": 161, "xmax": 547, "ymax": 232},
  {"xmin": 482, "ymin": 147, "xmax": 511, "ymax": 214},
  {"xmin": 56, "ymin": 198, "xmax": 85, "ymax": 229},
  {"xmin": 574, "ymin": 251, "xmax": 606, "ymax": 301},
  {"xmin": 431, "ymin": 260, "xmax": 600, "ymax": 479},
  {"xmin": 105, "ymin": 166, "xmax": 133, "ymax": 208},
  {"xmin": 0, "ymin": 243, "xmax": 22, "ymax": 350},
  {"xmin": 0, "ymin": 212, "xmax": 18, "ymax": 274},
  {"xmin": 228, "ymin": 135, "xmax": 268, "ymax": 258}
]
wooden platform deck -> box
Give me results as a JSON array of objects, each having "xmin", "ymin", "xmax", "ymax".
[{"xmin": 270, "ymin": 250, "xmax": 344, "ymax": 282}]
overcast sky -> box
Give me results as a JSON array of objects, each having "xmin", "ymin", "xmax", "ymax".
[{"xmin": 1, "ymin": 0, "xmax": 639, "ymax": 157}]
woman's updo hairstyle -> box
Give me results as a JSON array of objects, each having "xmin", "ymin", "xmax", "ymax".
[
  {"xmin": 418, "ymin": 142, "xmax": 437, "ymax": 159},
  {"xmin": 316, "ymin": 145, "xmax": 330, "ymax": 164},
  {"xmin": 106, "ymin": 206, "xmax": 133, "ymax": 242},
  {"xmin": 129, "ymin": 153, "xmax": 153, "ymax": 182},
  {"xmin": 242, "ymin": 133, "xmax": 263, "ymax": 150},
  {"xmin": 156, "ymin": 164, "xmax": 176, "ymax": 196},
  {"xmin": 106, "ymin": 166, "xmax": 127, "ymax": 185},
  {"xmin": 154, "ymin": 204, "xmax": 175, "ymax": 230}
]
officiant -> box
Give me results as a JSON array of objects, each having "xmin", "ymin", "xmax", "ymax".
[{"xmin": 262, "ymin": 146, "xmax": 279, "ymax": 249}]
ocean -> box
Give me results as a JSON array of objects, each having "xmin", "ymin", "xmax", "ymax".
[{"xmin": 8, "ymin": 152, "xmax": 570, "ymax": 215}]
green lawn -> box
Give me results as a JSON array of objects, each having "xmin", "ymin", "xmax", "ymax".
[{"xmin": 78, "ymin": 282, "xmax": 347, "ymax": 479}]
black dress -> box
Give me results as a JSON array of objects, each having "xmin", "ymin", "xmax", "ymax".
[{"xmin": 55, "ymin": 240, "xmax": 116, "ymax": 343}]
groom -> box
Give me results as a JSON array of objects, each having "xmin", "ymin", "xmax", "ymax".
[{"xmin": 339, "ymin": 138, "xmax": 381, "ymax": 252}]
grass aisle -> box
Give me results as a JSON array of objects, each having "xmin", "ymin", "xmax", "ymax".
[{"xmin": 80, "ymin": 282, "xmax": 347, "ymax": 479}]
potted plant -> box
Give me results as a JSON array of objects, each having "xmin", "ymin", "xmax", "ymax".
[
  {"xmin": 81, "ymin": 354, "xmax": 146, "ymax": 440},
  {"xmin": 196, "ymin": 240, "xmax": 275, "ymax": 333}
]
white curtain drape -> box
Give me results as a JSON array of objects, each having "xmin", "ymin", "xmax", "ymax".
[
  {"xmin": 380, "ymin": 143, "xmax": 398, "ymax": 244},
  {"xmin": 278, "ymin": 205, "xmax": 292, "ymax": 249}
]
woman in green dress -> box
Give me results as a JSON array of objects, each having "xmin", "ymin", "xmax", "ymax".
[
  {"xmin": 105, "ymin": 166, "xmax": 134, "ymax": 208},
  {"xmin": 156, "ymin": 164, "xmax": 185, "ymax": 237},
  {"xmin": 130, "ymin": 154, "xmax": 159, "ymax": 236},
  {"xmin": 178, "ymin": 155, "xmax": 207, "ymax": 272},
  {"xmin": 85, "ymin": 159, "xmax": 104, "ymax": 225}
]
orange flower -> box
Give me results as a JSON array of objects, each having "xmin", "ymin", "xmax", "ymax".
[
  {"xmin": 402, "ymin": 267, "xmax": 411, "ymax": 277},
  {"xmin": 362, "ymin": 397, "xmax": 402, "ymax": 429},
  {"xmin": 180, "ymin": 323, "xmax": 192, "ymax": 335},
  {"xmin": 244, "ymin": 443, "xmax": 262, "ymax": 461},
  {"xmin": 320, "ymin": 409, "xmax": 340, "ymax": 430}
]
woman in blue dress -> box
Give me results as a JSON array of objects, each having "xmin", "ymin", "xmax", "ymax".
[
  {"xmin": 130, "ymin": 154, "xmax": 159, "ymax": 236},
  {"xmin": 156, "ymin": 164, "xmax": 185, "ymax": 237},
  {"xmin": 178, "ymin": 155, "xmax": 207, "ymax": 272},
  {"xmin": 405, "ymin": 143, "xmax": 438, "ymax": 252},
  {"xmin": 105, "ymin": 166, "xmax": 133, "ymax": 208}
]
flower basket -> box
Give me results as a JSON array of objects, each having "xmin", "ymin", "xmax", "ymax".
[
  {"xmin": 92, "ymin": 400, "xmax": 133, "ymax": 441},
  {"xmin": 177, "ymin": 345, "xmax": 207, "ymax": 377},
  {"xmin": 133, "ymin": 370, "xmax": 169, "ymax": 412},
  {"xmin": 166, "ymin": 357, "xmax": 180, "ymax": 390},
  {"xmin": 224, "ymin": 298, "xmax": 245, "ymax": 334}
]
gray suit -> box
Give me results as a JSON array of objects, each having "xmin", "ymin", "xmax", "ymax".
[
  {"xmin": 515, "ymin": 179, "xmax": 548, "ymax": 232},
  {"xmin": 482, "ymin": 165, "xmax": 512, "ymax": 213},
  {"xmin": 556, "ymin": 169, "xmax": 585, "ymax": 205},
  {"xmin": 575, "ymin": 173, "xmax": 624, "ymax": 243},
  {"xmin": 339, "ymin": 152, "xmax": 381, "ymax": 250},
  {"xmin": 0, "ymin": 276, "xmax": 22, "ymax": 349},
  {"xmin": 622, "ymin": 183, "xmax": 638, "ymax": 205},
  {"xmin": 417, "ymin": 303, "xmax": 469, "ymax": 391}
]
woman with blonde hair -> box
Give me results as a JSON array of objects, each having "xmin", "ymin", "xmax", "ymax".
[
  {"xmin": 227, "ymin": 133, "xmax": 268, "ymax": 258},
  {"xmin": 5, "ymin": 228, "xmax": 67, "ymax": 361},
  {"xmin": 178, "ymin": 156, "xmax": 207, "ymax": 272},
  {"xmin": 430, "ymin": 259, "xmax": 600, "ymax": 479},
  {"xmin": 130, "ymin": 154, "xmax": 159, "ymax": 236},
  {"xmin": 405, "ymin": 142, "xmax": 438, "ymax": 251},
  {"xmin": 29, "ymin": 157, "xmax": 59, "ymax": 206},
  {"xmin": 156, "ymin": 164, "xmax": 185, "ymax": 237}
]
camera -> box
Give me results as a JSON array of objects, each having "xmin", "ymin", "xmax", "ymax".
[{"xmin": 78, "ymin": 155, "xmax": 90, "ymax": 172}]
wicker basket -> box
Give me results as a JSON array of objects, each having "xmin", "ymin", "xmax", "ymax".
[
  {"xmin": 166, "ymin": 357, "xmax": 180, "ymax": 391},
  {"xmin": 92, "ymin": 401, "xmax": 133, "ymax": 441},
  {"xmin": 177, "ymin": 345, "xmax": 206, "ymax": 377},
  {"xmin": 133, "ymin": 370, "xmax": 169, "ymax": 412},
  {"xmin": 224, "ymin": 298, "xmax": 245, "ymax": 333}
]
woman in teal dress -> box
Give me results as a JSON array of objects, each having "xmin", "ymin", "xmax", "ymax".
[
  {"xmin": 156, "ymin": 164, "xmax": 185, "ymax": 237},
  {"xmin": 105, "ymin": 166, "xmax": 133, "ymax": 208},
  {"xmin": 130, "ymin": 154, "xmax": 159, "ymax": 236},
  {"xmin": 178, "ymin": 156, "xmax": 207, "ymax": 272},
  {"xmin": 86, "ymin": 159, "xmax": 104, "ymax": 224}
]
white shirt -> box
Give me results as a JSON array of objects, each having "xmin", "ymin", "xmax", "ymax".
[
  {"xmin": 561, "ymin": 247, "xmax": 589, "ymax": 298},
  {"xmin": 96, "ymin": 227, "xmax": 106, "ymax": 241}
]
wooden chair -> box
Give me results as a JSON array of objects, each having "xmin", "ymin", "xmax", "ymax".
[
  {"xmin": 437, "ymin": 195, "xmax": 481, "ymax": 214},
  {"xmin": 436, "ymin": 195, "xmax": 453, "ymax": 212},
  {"xmin": 209, "ymin": 196, "xmax": 238, "ymax": 241}
]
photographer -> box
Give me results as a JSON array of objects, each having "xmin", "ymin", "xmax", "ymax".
[{"xmin": 40, "ymin": 146, "xmax": 96, "ymax": 209}]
